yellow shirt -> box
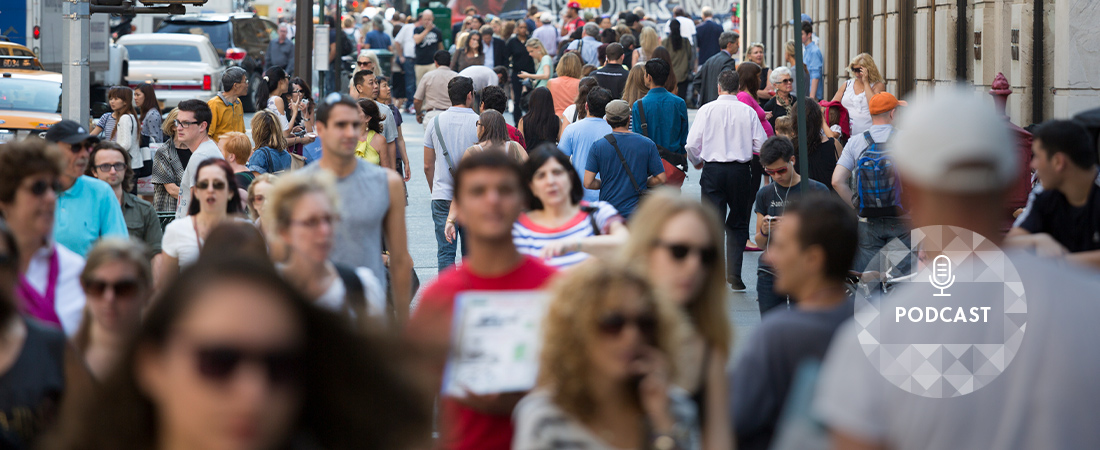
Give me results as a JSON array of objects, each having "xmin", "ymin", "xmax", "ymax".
[
  {"xmin": 355, "ymin": 131, "xmax": 381, "ymax": 165},
  {"xmin": 206, "ymin": 94, "xmax": 245, "ymax": 143}
]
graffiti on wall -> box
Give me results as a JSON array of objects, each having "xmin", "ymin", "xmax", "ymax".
[{"xmin": 454, "ymin": 0, "xmax": 732, "ymax": 21}]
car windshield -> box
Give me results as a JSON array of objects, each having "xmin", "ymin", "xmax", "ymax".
[
  {"xmin": 156, "ymin": 22, "xmax": 231, "ymax": 50},
  {"xmin": 0, "ymin": 78, "xmax": 61, "ymax": 113},
  {"xmin": 123, "ymin": 44, "xmax": 203, "ymax": 62}
]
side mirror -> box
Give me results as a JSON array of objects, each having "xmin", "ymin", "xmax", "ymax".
[{"xmin": 91, "ymin": 102, "xmax": 111, "ymax": 118}]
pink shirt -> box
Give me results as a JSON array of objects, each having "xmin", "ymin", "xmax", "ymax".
[{"xmin": 737, "ymin": 91, "xmax": 775, "ymax": 142}]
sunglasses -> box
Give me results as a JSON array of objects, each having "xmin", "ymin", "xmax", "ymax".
[
  {"xmin": 764, "ymin": 166, "xmax": 789, "ymax": 176},
  {"xmin": 26, "ymin": 179, "xmax": 63, "ymax": 196},
  {"xmin": 185, "ymin": 341, "xmax": 302, "ymax": 387},
  {"xmin": 291, "ymin": 89, "xmax": 304, "ymax": 94},
  {"xmin": 196, "ymin": 180, "xmax": 227, "ymax": 191},
  {"xmin": 656, "ymin": 241, "xmax": 718, "ymax": 265},
  {"xmin": 175, "ymin": 119, "xmax": 200, "ymax": 129},
  {"xmin": 779, "ymin": 78, "xmax": 793, "ymax": 83},
  {"xmin": 597, "ymin": 312, "xmax": 658, "ymax": 343},
  {"xmin": 357, "ymin": 61, "xmax": 372, "ymax": 67},
  {"xmin": 86, "ymin": 278, "xmax": 141, "ymax": 299},
  {"xmin": 69, "ymin": 141, "xmax": 96, "ymax": 153},
  {"xmin": 851, "ymin": 67, "xmax": 863, "ymax": 74},
  {"xmin": 95, "ymin": 162, "xmax": 128, "ymax": 173}
]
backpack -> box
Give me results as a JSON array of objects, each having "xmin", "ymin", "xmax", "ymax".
[
  {"xmin": 338, "ymin": 29, "xmax": 356, "ymax": 57},
  {"xmin": 854, "ymin": 130, "xmax": 903, "ymax": 217}
]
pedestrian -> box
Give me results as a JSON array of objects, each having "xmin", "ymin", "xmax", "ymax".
[
  {"xmin": 0, "ymin": 138, "xmax": 87, "ymax": 335},
  {"xmin": 531, "ymin": 14, "xmax": 558, "ymax": 58},
  {"xmin": 560, "ymin": 1, "xmax": 585, "ymax": 37},
  {"xmin": 663, "ymin": 20, "xmax": 695, "ymax": 105},
  {"xmin": 376, "ymin": 76, "xmax": 413, "ymax": 182},
  {"xmin": 205, "ymin": 66, "xmax": 247, "ymax": 144},
  {"xmin": 0, "ymin": 219, "xmax": 91, "ymax": 450},
  {"xmin": 745, "ymin": 43, "xmax": 775, "ymax": 101},
  {"xmin": 481, "ymin": 85, "xmax": 527, "ymax": 149},
  {"xmin": 350, "ymin": 52, "xmax": 381, "ymax": 97},
  {"xmin": 351, "ymin": 70, "xmax": 399, "ymax": 169},
  {"xmin": 365, "ymin": 15, "xmax": 392, "ymax": 50},
  {"xmin": 518, "ymin": 87, "xmax": 565, "ymax": 151},
  {"xmin": 633, "ymin": 26, "xmax": 658, "ymax": 64},
  {"xmin": 355, "ymin": 98, "xmax": 387, "ymax": 165},
  {"xmin": 619, "ymin": 33, "xmax": 637, "ymax": 66},
  {"xmin": 737, "ymin": 61, "xmax": 776, "ymax": 195},
  {"xmin": 733, "ymin": 193, "xmax": 855, "ymax": 450},
  {"xmin": 514, "ymin": 144, "xmax": 627, "ymax": 268},
  {"xmin": 255, "ymin": 67, "xmax": 301, "ymax": 140},
  {"xmin": 561, "ymin": 76, "xmax": 599, "ymax": 125},
  {"xmin": 549, "ymin": 53, "xmax": 583, "ymax": 116},
  {"xmin": 481, "ymin": 25, "xmax": 508, "ymax": 69},
  {"xmin": 414, "ymin": 50, "xmax": 459, "ymax": 124},
  {"xmin": 247, "ymin": 173, "xmax": 275, "ymax": 225},
  {"xmin": 452, "ymin": 31, "xmax": 484, "ymax": 72},
  {"xmin": 814, "ymin": 91, "xmax": 1100, "ymax": 450},
  {"xmin": 507, "ymin": 21, "xmax": 535, "ymax": 122},
  {"xmin": 158, "ymin": 159, "xmax": 243, "ymax": 285},
  {"xmin": 458, "ymin": 64, "xmax": 502, "ymax": 93},
  {"xmin": 801, "ymin": 22, "xmax": 825, "ymax": 100},
  {"xmin": 300, "ymin": 93, "xmax": 412, "ymax": 323},
  {"xmin": 44, "ymin": 120, "xmax": 128, "ymax": 256},
  {"xmin": 513, "ymin": 262, "xmax": 698, "ymax": 450},
  {"xmin": 596, "ymin": 28, "xmax": 618, "ymax": 66},
  {"xmin": 762, "ymin": 66, "xmax": 795, "ymax": 130},
  {"xmin": 559, "ymin": 87, "xmax": 613, "ymax": 202},
  {"xmin": 788, "ymin": 98, "xmax": 842, "ymax": 190},
  {"xmin": 413, "ymin": 10, "xmax": 444, "ymax": 87},
  {"xmin": 50, "ymin": 256, "xmax": 431, "ymax": 450},
  {"xmin": 423, "ymin": 77, "xmax": 480, "ymax": 271},
  {"xmin": 830, "ymin": 92, "xmax": 909, "ymax": 272},
  {"xmin": 632, "ymin": 58, "xmax": 689, "ymax": 186},
  {"xmin": 89, "ymin": 87, "xmax": 143, "ymax": 190},
  {"xmin": 519, "ymin": 38, "xmax": 552, "ymax": 96},
  {"xmin": 73, "ymin": 238, "xmax": 151, "ymax": 380},
  {"xmin": 566, "ymin": 23, "xmax": 601, "ymax": 67},
  {"xmin": 593, "ymin": 43, "xmax": 629, "ymax": 99},
  {"xmin": 524, "ymin": 6, "xmax": 539, "ymax": 34},
  {"xmin": 584, "ymin": 99, "xmax": 667, "ymax": 218},
  {"xmin": 132, "ymin": 82, "xmax": 163, "ymax": 163},
  {"xmin": 288, "ymin": 77, "xmax": 315, "ymax": 141},
  {"xmin": 408, "ymin": 151, "xmax": 558, "ymax": 450},
  {"xmin": 87, "ymin": 142, "xmax": 162, "ymax": 259},
  {"xmin": 217, "ymin": 131, "xmax": 255, "ymax": 192},
  {"xmin": 783, "ymin": 40, "xmax": 808, "ymax": 94},
  {"xmin": 695, "ymin": 7, "xmax": 722, "ymax": 74},
  {"xmin": 1009, "ymin": 119, "xmax": 1100, "ymax": 267},
  {"xmin": 151, "ymin": 109, "xmax": 186, "ymax": 213},
  {"xmin": 247, "ymin": 110, "xmax": 293, "ymax": 175},
  {"xmin": 685, "ymin": 68, "xmax": 767, "ymax": 291},
  {"xmin": 752, "ymin": 136, "xmax": 830, "ymax": 314},
  {"xmin": 650, "ymin": 46, "xmax": 679, "ymax": 92},
  {"xmin": 393, "ymin": 11, "xmax": 419, "ymax": 110},
  {"xmin": 619, "ymin": 190, "xmax": 733, "ymax": 450},
  {"xmin": 622, "ymin": 63, "xmax": 650, "ymax": 107},
  {"xmin": 829, "ymin": 53, "xmax": 886, "ymax": 136},
  {"xmin": 265, "ymin": 23, "xmax": 295, "ymax": 75},
  {"xmin": 693, "ymin": 31, "xmax": 739, "ymax": 107}
]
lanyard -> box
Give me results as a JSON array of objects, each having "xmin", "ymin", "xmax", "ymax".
[{"xmin": 16, "ymin": 248, "xmax": 62, "ymax": 327}]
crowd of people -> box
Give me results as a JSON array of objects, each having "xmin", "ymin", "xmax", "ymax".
[{"xmin": 1, "ymin": 3, "xmax": 1100, "ymax": 450}]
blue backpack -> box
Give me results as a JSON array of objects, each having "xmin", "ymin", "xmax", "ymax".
[{"xmin": 854, "ymin": 130, "xmax": 903, "ymax": 217}]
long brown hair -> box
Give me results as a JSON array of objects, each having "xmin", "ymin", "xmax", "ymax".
[
  {"xmin": 571, "ymin": 77, "xmax": 599, "ymax": 120},
  {"xmin": 133, "ymin": 83, "xmax": 159, "ymax": 127},
  {"xmin": 622, "ymin": 64, "xmax": 650, "ymax": 107},
  {"xmin": 250, "ymin": 110, "xmax": 288, "ymax": 151},
  {"xmin": 108, "ymin": 86, "xmax": 138, "ymax": 141}
]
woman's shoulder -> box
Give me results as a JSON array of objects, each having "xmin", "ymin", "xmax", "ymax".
[
  {"xmin": 514, "ymin": 389, "xmax": 560, "ymax": 421},
  {"xmin": 163, "ymin": 216, "xmax": 195, "ymax": 237}
]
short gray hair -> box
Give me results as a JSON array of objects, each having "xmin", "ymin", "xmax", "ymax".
[
  {"xmin": 584, "ymin": 23, "xmax": 599, "ymax": 37},
  {"xmin": 222, "ymin": 66, "xmax": 247, "ymax": 92},
  {"xmin": 770, "ymin": 66, "xmax": 792, "ymax": 84},
  {"xmin": 719, "ymin": 31, "xmax": 740, "ymax": 49},
  {"xmin": 702, "ymin": 7, "xmax": 713, "ymax": 18}
]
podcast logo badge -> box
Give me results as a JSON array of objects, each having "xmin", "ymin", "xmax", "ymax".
[{"xmin": 852, "ymin": 226, "xmax": 1028, "ymax": 398}]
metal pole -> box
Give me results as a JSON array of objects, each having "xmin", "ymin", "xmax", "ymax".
[
  {"xmin": 318, "ymin": 0, "xmax": 327, "ymax": 96},
  {"xmin": 294, "ymin": 0, "xmax": 313, "ymax": 88},
  {"xmin": 62, "ymin": 0, "xmax": 90, "ymax": 126},
  {"xmin": 792, "ymin": 0, "xmax": 809, "ymax": 193}
]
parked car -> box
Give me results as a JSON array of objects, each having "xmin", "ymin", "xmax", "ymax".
[
  {"xmin": 0, "ymin": 67, "xmax": 61, "ymax": 143},
  {"xmin": 118, "ymin": 33, "xmax": 226, "ymax": 110},
  {"xmin": 155, "ymin": 13, "xmax": 276, "ymax": 112}
]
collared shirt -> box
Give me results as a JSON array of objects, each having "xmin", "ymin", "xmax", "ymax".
[
  {"xmin": 394, "ymin": 23, "xmax": 417, "ymax": 57},
  {"xmin": 686, "ymin": 95, "xmax": 767, "ymax": 166},
  {"xmin": 23, "ymin": 243, "xmax": 86, "ymax": 336},
  {"xmin": 567, "ymin": 36, "xmax": 600, "ymax": 66},
  {"xmin": 559, "ymin": 117, "xmax": 613, "ymax": 202},
  {"xmin": 803, "ymin": 41, "xmax": 825, "ymax": 99},
  {"xmin": 415, "ymin": 66, "xmax": 459, "ymax": 112},
  {"xmin": 121, "ymin": 192, "xmax": 163, "ymax": 257},
  {"xmin": 207, "ymin": 93, "xmax": 245, "ymax": 143},
  {"xmin": 423, "ymin": 106, "xmax": 480, "ymax": 201},
  {"xmin": 631, "ymin": 87, "xmax": 689, "ymax": 154},
  {"xmin": 531, "ymin": 24, "xmax": 560, "ymax": 56},
  {"xmin": 266, "ymin": 38, "xmax": 295, "ymax": 74},
  {"xmin": 55, "ymin": 176, "xmax": 128, "ymax": 256},
  {"xmin": 175, "ymin": 139, "xmax": 225, "ymax": 218}
]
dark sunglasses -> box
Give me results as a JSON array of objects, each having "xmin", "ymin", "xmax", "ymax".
[
  {"xmin": 656, "ymin": 241, "xmax": 718, "ymax": 265},
  {"xmin": 86, "ymin": 278, "xmax": 141, "ymax": 298},
  {"xmin": 291, "ymin": 89, "xmax": 304, "ymax": 94},
  {"xmin": 70, "ymin": 141, "xmax": 95, "ymax": 153},
  {"xmin": 764, "ymin": 166, "xmax": 790, "ymax": 176},
  {"xmin": 191, "ymin": 344, "xmax": 302, "ymax": 386},
  {"xmin": 196, "ymin": 180, "xmax": 227, "ymax": 191},
  {"xmin": 357, "ymin": 60, "xmax": 373, "ymax": 66},
  {"xmin": 27, "ymin": 179, "xmax": 63, "ymax": 196},
  {"xmin": 779, "ymin": 78, "xmax": 793, "ymax": 83},
  {"xmin": 597, "ymin": 312, "xmax": 658, "ymax": 342},
  {"xmin": 95, "ymin": 162, "xmax": 128, "ymax": 173},
  {"xmin": 852, "ymin": 67, "xmax": 863, "ymax": 74}
]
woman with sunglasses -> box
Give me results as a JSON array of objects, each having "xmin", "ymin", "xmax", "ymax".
[
  {"xmin": 157, "ymin": 159, "xmax": 243, "ymax": 287},
  {"xmin": 0, "ymin": 139, "xmax": 87, "ymax": 335},
  {"xmin": 830, "ymin": 53, "xmax": 886, "ymax": 136},
  {"xmin": 762, "ymin": 66, "xmax": 796, "ymax": 131},
  {"xmin": 266, "ymin": 171, "xmax": 386, "ymax": 326},
  {"xmin": 618, "ymin": 190, "xmax": 733, "ymax": 450},
  {"xmin": 73, "ymin": 238, "xmax": 152, "ymax": 381},
  {"xmin": 47, "ymin": 256, "xmax": 431, "ymax": 450},
  {"xmin": 514, "ymin": 262, "xmax": 698, "ymax": 449}
]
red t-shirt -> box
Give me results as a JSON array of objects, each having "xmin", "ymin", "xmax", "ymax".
[
  {"xmin": 409, "ymin": 255, "xmax": 557, "ymax": 450},
  {"xmin": 506, "ymin": 124, "xmax": 527, "ymax": 150}
]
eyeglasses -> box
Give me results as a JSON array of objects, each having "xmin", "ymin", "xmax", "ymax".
[
  {"xmin": 655, "ymin": 241, "xmax": 718, "ymax": 265},
  {"xmin": 779, "ymin": 78, "xmax": 793, "ymax": 84},
  {"xmin": 180, "ymin": 338, "xmax": 302, "ymax": 387},
  {"xmin": 851, "ymin": 67, "xmax": 863, "ymax": 74},
  {"xmin": 597, "ymin": 312, "xmax": 657, "ymax": 343},
  {"xmin": 69, "ymin": 141, "xmax": 95, "ymax": 153},
  {"xmin": 290, "ymin": 214, "xmax": 336, "ymax": 228},
  {"xmin": 26, "ymin": 179, "xmax": 63, "ymax": 196},
  {"xmin": 95, "ymin": 162, "xmax": 127, "ymax": 173},
  {"xmin": 764, "ymin": 166, "xmax": 790, "ymax": 176},
  {"xmin": 85, "ymin": 278, "xmax": 141, "ymax": 299},
  {"xmin": 196, "ymin": 180, "xmax": 227, "ymax": 191},
  {"xmin": 175, "ymin": 119, "xmax": 200, "ymax": 129}
]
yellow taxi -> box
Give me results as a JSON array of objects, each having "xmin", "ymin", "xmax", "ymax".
[
  {"xmin": 0, "ymin": 56, "xmax": 61, "ymax": 143},
  {"xmin": 0, "ymin": 41, "xmax": 44, "ymax": 70}
]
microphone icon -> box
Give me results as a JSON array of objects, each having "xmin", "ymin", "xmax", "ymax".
[{"xmin": 929, "ymin": 255, "xmax": 955, "ymax": 297}]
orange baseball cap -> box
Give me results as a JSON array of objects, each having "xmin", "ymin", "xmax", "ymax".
[{"xmin": 869, "ymin": 92, "xmax": 908, "ymax": 115}]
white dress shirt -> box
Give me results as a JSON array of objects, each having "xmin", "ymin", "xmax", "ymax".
[{"xmin": 686, "ymin": 94, "xmax": 767, "ymax": 166}]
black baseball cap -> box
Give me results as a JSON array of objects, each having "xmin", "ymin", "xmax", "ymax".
[{"xmin": 44, "ymin": 120, "xmax": 99, "ymax": 145}]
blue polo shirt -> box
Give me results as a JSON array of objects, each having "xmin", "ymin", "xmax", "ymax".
[
  {"xmin": 559, "ymin": 117, "xmax": 613, "ymax": 203},
  {"xmin": 585, "ymin": 132, "xmax": 664, "ymax": 218},
  {"xmin": 631, "ymin": 87, "xmax": 688, "ymax": 154},
  {"xmin": 54, "ymin": 175, "xmax": 128, "ymax": 256}
]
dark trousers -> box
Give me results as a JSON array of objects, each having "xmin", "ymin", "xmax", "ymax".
[
  {"xmin": 750, "ymin": 153, "xmax": 763, "ymax": 194},
  {"xmin": 511, "ymin": 75, "xmax": 525, "ymax": 124},
  {"xmin": 700, "ymin": 161, "xmax": 753, "ymax": 283},
  {"xmin": 676, "ymin": 80, "xmax": 691, "ymax": 107},
  {"xmin": 756, "ymin": 266, "xmax": 792, "ymax": 315}
]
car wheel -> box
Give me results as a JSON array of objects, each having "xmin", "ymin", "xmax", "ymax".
[{"xmin": 243, "ymin": 72, "xmax": 261, "ymax": 113}]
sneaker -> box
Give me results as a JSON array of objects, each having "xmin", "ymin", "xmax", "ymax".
[{"xmin": 729, "ymin": 279, "xmax": 747, "ymax": 291}]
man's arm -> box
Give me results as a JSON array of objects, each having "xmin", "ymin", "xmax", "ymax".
[
  {"xmin": 831, "ymin": 165, "xmax": 856, "ymax": 208},
  {"xmin": 685, "ymin": 112, "xmax": 705, "ymax": 169},
  {"xmin": 1069, "ymin": 250, "xmax": 1100, "ymax": 270},
  {"xmin": 206, "ymin": 102, "xmax": 220, "ymax": 139},
  {"xmin": 423, "ymin": 145, "xmax": 436, "ymax": 192},
  {"xmin": 809, "ymin": 78, "xmax": 820, "ymax": 100},
  {"xmin": 584, "ymin": 170, "xmax": 601, "ymax": 189},
  {"xmin": 414, "ymin": 26, "xmax": 431, "ymax": 44},
  {"xmin": 383, "ymin": 170, "xmax": 413, "ymax": 325}
]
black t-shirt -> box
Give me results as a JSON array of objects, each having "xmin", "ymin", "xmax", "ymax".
[
  {"xmin": 176, "ymin": 145, "xmax": 192, "ymax": 169},
  {"xmin": 806, "ymin": 138, "xmax": 838, "ymax": 192},
  {"xmin": 593, "ymin": 64, "xmax": 630, "ymax": 99},
  {"xmin": 1016, "ymin": 177, "xmax": 1100, "ymax": 252},
  {"xmin": 0, "ymin": 319, "xmax": 67, "ymax": 449},
  {"xmin": 755, "ymin": 178, "xmax": 829, "ymax": 268},
  {"xmin": 762, "ymin": 94, "xmax": 795, "ymax": 131},
  {"xmin": 507, "ymin": 37, "xmax": 535, "ymax": 74},
  {"xmin": 235, "ymin": 171, "xmax": 254, "ymax": 191},
  {"xmin": 413, "ymin": 26, "xmax": 443, "ymax": 65}
]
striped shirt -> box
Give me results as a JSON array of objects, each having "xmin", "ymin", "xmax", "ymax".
[{"xmin": 512, "ymin": 201, "xmax": 623, "ymax": 269}]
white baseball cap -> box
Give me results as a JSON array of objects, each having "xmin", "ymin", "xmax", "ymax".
[{"xmin": 892, "ymin": 90, "xmax": 1018, "ymax": 193}]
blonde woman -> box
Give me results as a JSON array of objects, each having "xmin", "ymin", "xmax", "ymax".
[
  {"xmin": 618, "ymin": 190, "xmax": 733, "ymax": 450},
  {"xmin": 513, "ymin": 262, "xmax": 699, "ymax": 449},
  {"xmin": 633, "ymin": 26, "xmax": 659, "ymax": 64},
  {"xmin": 746, "ymin": 42, "xmax": 775, "ymax": 101},
  {"xmin": 548, "ymin": 52, "xmax": 583, "ymax": 116},
  {"xmin": 519, "ymin": 38, "xmax": 552, "ymax": 89},
  {"xmin": 830, "ymin": 53, "xmax": 886, "ymax": 136},
  {"xmin": 74, "ymin": 238, "xmax": 152, "ymax": 380},
  {"xmin": 151, "ymin": 108, "xmax": 188, "ymax": 213},
  {"xmin": 247, "ymin": 110, "xmax": 292, "ymax": 175},
  {"xmin": 783, "ymin": 40, "xmax": 807, "ymax": 93}
]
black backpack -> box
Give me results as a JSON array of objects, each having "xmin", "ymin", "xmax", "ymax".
[{"xmin": 338, "ymin": 30, "xmax": 356, "ymax": 57}]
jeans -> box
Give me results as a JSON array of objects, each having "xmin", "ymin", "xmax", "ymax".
[
  {"xmin": 756, "ymin": 266, "xmax": 791, "ymax": 316},
  {"xmin": 856, "ymin": 216, "xmax": 912, "ymax": 275},
  {"xmin": 511, "ymin": 74, "xmax": 525, "ymax": 123},
  {"xmin": 700, "ymin": 161, "xmax": 753, "ymax": 283},
  {"xmin": 401, "ymin": 58, "xmax": 416, "ymax": 108},
  {"xmin": 432, "ymin": 199, "xmax": 464, "ymax": 272}
]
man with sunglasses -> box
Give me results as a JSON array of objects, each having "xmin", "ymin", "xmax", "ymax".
[
  {"xmin": 686, "ymin": 69, "xmax": 767, "ymax": 291},
  {"xmin": 752, "ymin": 136, "xmax": 828, "ymax": 314},
  {"xmin": 175, "ymin": 99, "xmax": 224, "ymax": 219},
  {"xmin": 89, "ymin": 143, "xmax": 162, "ymax": 260},
  {"xmin": 44, "ymin": 120, "xmax": 128, "ymax": 257}
]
